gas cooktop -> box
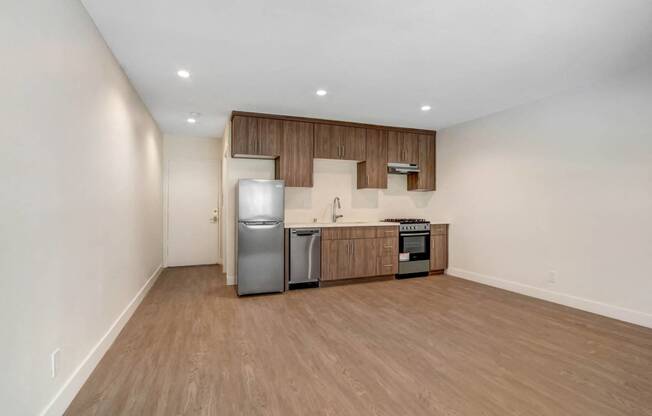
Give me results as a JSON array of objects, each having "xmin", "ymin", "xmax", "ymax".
[{"xmin": 382, "ymin": 218, "xmax": 429, "ymax": 224}]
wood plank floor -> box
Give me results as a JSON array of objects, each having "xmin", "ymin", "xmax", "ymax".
[{"xmin": 66, "ymin": 265, "xmax": 652, "ymax": 416}]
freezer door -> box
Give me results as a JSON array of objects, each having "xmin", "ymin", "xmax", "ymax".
[
  {"xmin": 237, "ymin": 221, "xmax": 284, "ymax": 295},
  {"xmin": 238, "ymin": 179, "xmax": 284, "ymax": 222}
]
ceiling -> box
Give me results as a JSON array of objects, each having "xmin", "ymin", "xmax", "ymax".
[{"xmin": 82, "ymin": 0, "xmax": 652, "ymax": 138}]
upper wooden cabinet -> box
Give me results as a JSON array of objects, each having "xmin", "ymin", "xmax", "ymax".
[
  {"xmin": 314, "ymin": 124, "xmax": 365, "ymax": 161},
  {"xmin": 275, "ymin": 120, "xmax": 314, "ymax": 187},
  {"xmin": 357, "ymin": 129, "xmax": 388, "ymax": 189},
  {"xmin": 407, "ymin": 133, "xmax": 436, "ymax": 191},
  {"xmin": 231, "ymin": 115, "xmax": 281, "ymax": 158},
  {"xmin": 231, "ymin": 111, "xmax": 436, "ymax": 191},
  {"xmin": 387, "ymin": 131, "xmax": 419, "ymax": 164}
]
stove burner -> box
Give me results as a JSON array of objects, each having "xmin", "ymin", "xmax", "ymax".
[{"xmin": 382, "ymin": 218, "xmax": 429, "ymax": 224}]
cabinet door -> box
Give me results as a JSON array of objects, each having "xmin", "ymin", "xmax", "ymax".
[
  {"xmin": 387, "ymin": 131, "xmax": 418, "ymax": 164},
  {"xmin": 342, "ymin": 127, "xmax": 366, "ymax": 160},
  {"xmin": 276, "ymin": 121, "xmax": 313, "ymax": 187},
  {"xmin": 401, "ymin": 132, "xmax": 419, "ymax": 164},
  {"xmin": 407, "ymin": 134, "xmax": 436, "ymax": 191},
  {"xmin": 430, "ymin": 234, "xmax": 448, "ymax": 272},
  {"xmin": 257, "ymin": 118, "xmax": 282, "ymax": 157},
  {"xmin": 357, "ymin": 129, "xmax": 387, "ymax": 189},
  {"xmin": 321, "ymin": 239, "xmax": 353, "ymax": 281},
  {"xmin": 314, "ymin": 124, "xmax": 341, "ymax": 159},
  {"xmin": 352, "ymin": 239, "xmax": 378, "ymax": 278},
  {"xmin": 231, "ymin": 115, "xmax": 258, "ymax": 156},
  {"xmin": 387, "ymin": 130, "xmax": 400, "ymax": 163}
]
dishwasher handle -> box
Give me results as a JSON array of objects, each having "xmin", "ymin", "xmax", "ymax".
[{"xmin": 291, "ymin": 228, "xmax": 321, "ymax": 236}]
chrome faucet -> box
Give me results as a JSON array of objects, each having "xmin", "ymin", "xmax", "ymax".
[{"xmin": 332, "ymin": 197, "xmax": 343, "ymax": 223}]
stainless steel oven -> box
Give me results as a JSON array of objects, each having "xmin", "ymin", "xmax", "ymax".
[{"xmin": 384, "ymin": 219, "xmax": 431, "ymax": 279}]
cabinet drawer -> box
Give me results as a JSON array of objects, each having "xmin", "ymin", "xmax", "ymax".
[
  {"xmin": 378, "ymin": 256, "xmax": 398, "ymax": 275},
  {"xmin": 322, "ymin": 227, "xmax": 378, "ymax": 240},
  {"xmin": 377, "ymin": 237, "xmax": 397, "ymax": 255},
  {"xmin": 430, "ymin": 224, "xmax": 448, "ymax": 235},
  {"xmin": 376, "ymin": 227, "xmax": 398, "ymax": 238}
]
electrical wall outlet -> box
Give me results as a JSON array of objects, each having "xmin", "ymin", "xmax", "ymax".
[
  {"xmin": 50, "ymin": 348, "xmax": 60, "ymax": 379},
  {"xmin": 547, "ymin": 270, "xmax": 557, "ymax": 284}
]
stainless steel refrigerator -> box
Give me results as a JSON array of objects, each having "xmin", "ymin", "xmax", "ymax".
[{"xmin": 236, "ymin": 179, "xmax": 285, "ymax": 295}]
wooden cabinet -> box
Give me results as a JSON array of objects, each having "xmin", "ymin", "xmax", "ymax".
[
  {"xmin": 231, "ymin": 111, "xmax": 436, "ymax": 192},
  {"xmin": 231, "ymin": 115, "xmax": 281, "ymax": 158},
  {"xmin": 352, "ymin": 239, "xmax": 379, "ymax": 278},
  {"xmin": 257, "ymin": 118, "xmax": 282, "ymax": 156},
  {"xmin": 275, "ymin": 120, "xmax": 313, "ymax": 187},
  {"xmin": 321, "ymin": 226, "xmax": 399, "ymax": 281},
  {"xmin": 314, "ymin": 124, "xmax": 365, "ymax": 161},
  {"xmin": 357, "ymin": 129, "xmax": 388, "ymax": 189},
  {"xmin": 321, "ymin": 239, "xmax": 354, "ymax": 281},
  {"xmin": 387, "ymin": 131, "xmax": 419, "ymax": 164},
  {"xmin": 430, "ymin": 224, "xmax": 448, "ymax": 273},
  {"xmin": 407, "ymin": 133, "xmax": 436, "ymax": 191},
  {"xmin": 376, "ymin": 237, "xmax": 398, "ymax": 275}
]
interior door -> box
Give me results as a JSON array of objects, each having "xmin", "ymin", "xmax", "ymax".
[{"xmin": 167, "ymin": 160, "xmax": 220, "ymax": 267}]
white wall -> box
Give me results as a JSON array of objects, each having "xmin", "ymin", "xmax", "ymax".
[
  {"xmin": 0, "ymin": 1, "xmax": 164, "ymax": 415},
  {"xmin": 435, "ymin": 62, "xmax": 652, "ymax": 328},
  {"xmin": 163, "ymin": 135, "xmax": 221, "ymax": 265}
]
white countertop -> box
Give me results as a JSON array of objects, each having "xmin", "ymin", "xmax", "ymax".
[{"xmin": 285, "ymin": 221, "xmax": 398, "ymax": 229}]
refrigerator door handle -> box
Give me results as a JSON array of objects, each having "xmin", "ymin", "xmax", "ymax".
[{"xmin": 242, "ymin": 222, "xmax": 282, "ymax": 230}]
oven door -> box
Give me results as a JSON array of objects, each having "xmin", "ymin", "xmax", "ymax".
[{"xmin": 399, "ymin": 232, "xmax": 430, "ymax": 261}]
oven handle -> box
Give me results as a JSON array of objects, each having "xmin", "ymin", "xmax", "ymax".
[{"xmin": 400, "ymin": 232, "xmax": 430, "ymax": 236}]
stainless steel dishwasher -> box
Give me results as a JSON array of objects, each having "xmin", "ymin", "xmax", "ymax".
[{"xmin": 289, "ymin": 228, "xmax": 321, "ymax": 287}]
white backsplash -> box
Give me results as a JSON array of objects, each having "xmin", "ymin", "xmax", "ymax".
[{"xmin": 285, "ymin": 159, "xmax": 439, "ymax": 223}]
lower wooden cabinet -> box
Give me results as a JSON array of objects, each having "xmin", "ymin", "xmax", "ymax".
[
  {"xmin": 321, "ymin": 226, "xmax": 398, "ymax": 281},
  {"xmin": 430, "ymin": 224, "xmax": 449, "ymax": 273},
  {"xmin": 321, "ymin": 239, "xmax": 354, "ymax": 280}
]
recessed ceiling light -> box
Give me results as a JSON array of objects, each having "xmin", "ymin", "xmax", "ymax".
[
  {"xmin": 187, "ymin": 117, "xmax": 196, "ymax": 124},
  {"xmin": 316, "ymin": 89, "xmax": 327, "ymax": 96},
  {"xmin": 421, "ymin": 105, "xmax": 432, "ymax": 111},
  {"xmin": 177, "ymin": 69, "xmax": 190, "ymax": 78}
]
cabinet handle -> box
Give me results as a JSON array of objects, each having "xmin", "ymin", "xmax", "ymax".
[{"xmin": 383, "ymin": 245, "xmax": 392, "ymax": 248}]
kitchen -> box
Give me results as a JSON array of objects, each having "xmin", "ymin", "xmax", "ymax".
[
  {"xmin": 5, "ymin": 1, "xmax": 652, "ymax": 415},
  {"xmin": 228, "ymin": 112, "xmax": 449, "ymax": 295}
]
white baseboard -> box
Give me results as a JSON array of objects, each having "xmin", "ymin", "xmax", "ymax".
[
  {"xmin": 40, "ymin": 265, "xmax": 164, "ymax": 416},
  {"xmin": 447, "ymin": 267, "xmax": 652, "ymax": 329},
  {"xmin": 226, "ymin": 274, "xmax": 235, "ymax": 286}
]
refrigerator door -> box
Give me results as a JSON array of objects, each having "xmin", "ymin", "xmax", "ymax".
[
  {"xmin": 237, "ymin": 221, "xmax": 284, "ymax": 295},
  {"xmin": 238, "ymin": 179, "xmax": 284, "ymax": 222}
]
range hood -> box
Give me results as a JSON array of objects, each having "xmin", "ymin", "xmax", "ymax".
[{"xmin": 387, "ymin": 162, "xmax": 420, "ymax": 174}]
